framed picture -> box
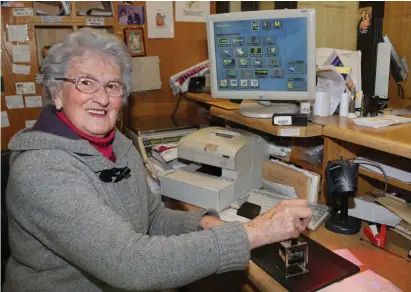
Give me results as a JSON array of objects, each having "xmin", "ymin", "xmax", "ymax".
[
  {"xmin": 124, "ymin": 28, "xmax": 146, "ymax": 57},
  {"xmin": 118, "ymin": 4, "xmax": 145, "ymax": 25}
]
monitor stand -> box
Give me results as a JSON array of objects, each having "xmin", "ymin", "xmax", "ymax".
[{"xmin": 239, "ymin": 100, "xmax": 299, "ymax": 119}]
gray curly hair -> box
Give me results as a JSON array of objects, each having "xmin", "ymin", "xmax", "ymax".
[{"xmin": 42, "ymin": 28, "xmax": 132, "ymax": 104}]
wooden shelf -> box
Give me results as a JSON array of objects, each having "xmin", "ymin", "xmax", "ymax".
[
  {"xmin": 289, "ymin": 156, "xmax": 323, "ymax": 175},
  {"xmin": 358, "ymin": 168, "xmax": 411, "ymax": 191},
  {"xmin": 30, "ymin": 16, "xmax": 114, "ymax": 27},
  {"xmin": 210, "ymin": 106, "xmax": 323, "ymax": 138}
]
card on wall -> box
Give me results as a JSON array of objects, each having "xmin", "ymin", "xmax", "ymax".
[{"xmin": 146, "ymin": 1, "xmax": 174, "ymax": 38}]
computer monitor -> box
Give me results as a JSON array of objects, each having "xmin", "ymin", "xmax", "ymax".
[{"xmin": 207, "ymin": 9, "xmax": 316, "ymax": 118}]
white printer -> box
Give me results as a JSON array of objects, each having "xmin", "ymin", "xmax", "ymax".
[{"xmin": 160, "ymin": 127, "xmax": 269, "ymax": 211}]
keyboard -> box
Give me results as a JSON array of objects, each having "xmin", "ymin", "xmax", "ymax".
[{"xmin": 231, "ymin": 189, "xmax": 330, "ymax": 231}]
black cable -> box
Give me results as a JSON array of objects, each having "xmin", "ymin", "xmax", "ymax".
[
  {"xmin": 170, "ymin": 91, "xmax": 185, "ymax": 119},
  {"xmin": 397, "ymin": 83, "xmax": 405, "ymax": 99}
]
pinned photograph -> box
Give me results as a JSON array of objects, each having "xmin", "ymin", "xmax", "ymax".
[
  {"xmin": 124, "ymin": 28, "xmax": 146, "ymax": 57},
  {"xmin": 118, "ymin": 4, "xmax": 145, "ymax": 25}
]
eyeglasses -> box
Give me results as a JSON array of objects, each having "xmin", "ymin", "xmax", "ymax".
[{"xmin": 55, "ymin": 76, "xmax": 126, "ymax": 97}]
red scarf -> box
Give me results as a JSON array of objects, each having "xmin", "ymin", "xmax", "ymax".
[{"xmin": 56, "ymin": 111, "xmax": 116, "ymax": 162}]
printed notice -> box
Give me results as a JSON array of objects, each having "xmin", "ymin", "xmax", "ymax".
[
  {"xmin": 16, "ymin": 82, "xmax": 36, "ymax": 94},
  {"xmin": 24, "ymin": 95, "xmax": 43, "ymax": 108},
  {"xmin": 86, "ymin": 18, "xmax": 104, "ymax": 26},
  {"xmin": 7, "ymin": 24, "xmax": 29, "ymax": 41},
  {"xmin": 25, "ymin": 120, "xmax": 37, "ymax": 128},
  {"xmin": 175, "ymin": 1, "xmax": 210, "ymax": 22},
  {"xmin": 12, "ymin": 45, "xmax": 31, "ymax": 63},
  {"xmin": 13, "ymin": 8, "xmax": 34, "ymax": 16},
  {"xmin": 12, "ymin": 64, "xmax": 31, "ymax": 75},
  {"xmin": 5, "ymin": 95, "xmax": 25, "ymax": 109},
  {"xmin": 1, "ymin": 111, "xmax": 10, "ymax": 128},
  {"xmin": 41, "ymin": 15, "xmax": 62, "ymax": 24},
  {"xmin": 280, "ymin": 128, "xmax": 300, "ymax": 137}
]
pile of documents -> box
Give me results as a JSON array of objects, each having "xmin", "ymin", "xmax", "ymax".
[
  {"xmin": 263, "ymin": 160, "xmax": 320, "ymax": 204},
  {"xmin": 354, "ymin": 115, "xmax": 411, "ymax": 128}
]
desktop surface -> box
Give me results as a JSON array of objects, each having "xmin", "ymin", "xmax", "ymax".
[{"xmin": 251, "ymin": 234, "xmax": 360, "ymax": 292}]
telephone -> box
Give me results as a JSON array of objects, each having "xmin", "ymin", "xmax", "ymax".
[{"xmin": 169, "ymin": 60, "xmax": 209, "ymax": 95}]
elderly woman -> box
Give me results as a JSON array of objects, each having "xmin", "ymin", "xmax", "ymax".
[{"xmin": 4, "ymin": 28, "xmax": 311, "ymax": 291}]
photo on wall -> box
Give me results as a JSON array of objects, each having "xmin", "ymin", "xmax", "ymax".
[
  {"xmin": 124, "ymin": 28, "xmax": 146, "ymax": 57},
  {"xmin": 118, "ymin": 4, "xmax": 145, "ymax": 25}
]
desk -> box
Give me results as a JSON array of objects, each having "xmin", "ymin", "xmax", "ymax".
[
  {"xmin": 165, "ymin": 198, "xmax": 411, "ymax": 291},
  {"xmin": 179, "ymin": 93, "xmax": 411, "ymax": 290}
]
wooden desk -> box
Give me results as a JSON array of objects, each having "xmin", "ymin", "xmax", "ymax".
[
  {"xmin": 185, "ymin": 92, "xmax": 240, "ymax": 110},
  {"xmin": 248, "ymin": 225, "xmax": 411, "ymax": 292},
  {"xmin": 211, "ymin": 106, "xmax": 323, "ymax": 138},
  {"xmin": 165, "ymin": 199, "xmax": 411, "ymax": 291},
  {"xmin": 320, "ymin": 116, "xmax": 411, "ymax": 160},
  {"xmin": 180, "ymin": 93, "xmax": 411, "ymax": 290}
]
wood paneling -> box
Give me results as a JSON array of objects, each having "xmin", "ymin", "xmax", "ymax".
[
  {"xmin": 298, "ymin": 1, "xmax": 359, "ymax": 50},
  {"xmin": 383, "ymin": 1, "xmax": 411, "ymax": 107},
  {"xmin": 1, "ymin": 2, "xmax": 42, "ymax": 150},
  {"xmin": 125, "ymin": 2, "xmax": 216, "ymax": 118}
]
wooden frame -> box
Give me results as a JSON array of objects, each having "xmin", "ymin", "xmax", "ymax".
[{"xmin": 124, "ymin": 28, "xmax": 146, "ymax": 57}]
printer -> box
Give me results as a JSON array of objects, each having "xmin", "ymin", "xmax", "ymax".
[{"xmin": 160, "ymin": 127, "xmax": 269, "ymax": 211}]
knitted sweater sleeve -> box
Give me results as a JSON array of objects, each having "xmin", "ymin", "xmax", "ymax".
[{"xmin": 7, "ymin": 150, "xmax": 250, "ymax": 291}]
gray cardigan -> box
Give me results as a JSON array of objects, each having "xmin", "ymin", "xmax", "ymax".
[{"xmin": 4, "ymin": 108, "xmax": 249, "ymax": 291}]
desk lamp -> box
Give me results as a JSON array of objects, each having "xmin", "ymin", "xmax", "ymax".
[{"xmin": 325, "ymin": 160, "xmax": 361, "ymax": 235}]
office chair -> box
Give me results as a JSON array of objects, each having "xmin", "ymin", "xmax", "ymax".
[{"xmin": 1, "ymin": 151, "xmax": 11, "ymax": 285}]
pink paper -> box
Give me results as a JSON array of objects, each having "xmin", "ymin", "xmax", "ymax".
[{"xmin": 333, "ymin": 249, "xmax": 363, "ymax": 266}]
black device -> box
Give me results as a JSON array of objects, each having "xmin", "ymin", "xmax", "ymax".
[
  {"xmin": 237, "ymin": 202, "xmax": 261, "ymax": 220},
  {"xmin": 188, "ymin": 76, "xmax": 209, "ymax": 93},
  {"xmin": 99, "ymin": 167, "xmax": 131, "ymax": 183},
  {"xmin": 325, "ymin": 160, "xmax": 361, "ymax": 235},
  {"xmin": 272, "ymin": 113, "xmax": 308, "ymax": 126},
  {"xmin": 251, "ymin": 234, "xmax": 360, "ymax": 292}
]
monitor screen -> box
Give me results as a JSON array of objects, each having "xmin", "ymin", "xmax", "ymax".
[{"xmin": 207, "ymin": 10, "xmax": 316, "ymax": 101}]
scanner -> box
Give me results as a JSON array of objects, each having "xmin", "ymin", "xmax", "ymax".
[{"xmin": 160, "ymin": 127, "xmax": 269, "ymax": 211}]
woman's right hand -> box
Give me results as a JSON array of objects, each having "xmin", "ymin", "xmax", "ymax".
[{"xmin": 242, "ymin": 199, "xmax": 312, "ymax": 249}]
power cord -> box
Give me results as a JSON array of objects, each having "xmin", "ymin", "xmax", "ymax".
[
  {"xmin": 397, "ymin": 82, "xmax": 405, "ymax": 99},
  {"xmin": 170, "ymin": 91, "xmax": 186, "ymax": 119},
  {"xmin": 351, "ymin": 157, "xmax": 388, "ymax": 194}
]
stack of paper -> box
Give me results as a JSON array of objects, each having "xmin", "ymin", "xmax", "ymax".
[
  {"xmin": 354, "ymin": 115, "xmax": 411, "ymax": 128},
  {"xmin": 263, "ymin": 160, "xmax": 320, "ymax": 204}
]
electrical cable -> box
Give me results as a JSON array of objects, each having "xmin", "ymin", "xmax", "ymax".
[
  {"xmin": 397, "ymin": 82, "xmax": 405, "ymax": 99},
  {"xmin": 170, "ymin": 91, "xmax": 185, "ymax": 119},
  {"xmin": 351, "ymin": 158, "xmax": 388, "ymax": 194}
]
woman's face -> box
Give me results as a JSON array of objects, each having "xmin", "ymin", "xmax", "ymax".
[{"xmin": 54, "ymin": 54, "xmax": 123, "ymax": 138}]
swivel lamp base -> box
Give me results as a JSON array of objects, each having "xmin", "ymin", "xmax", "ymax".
[{"xmin": 325, "ymin": 213, "xmax": 361, "ymax": 235}]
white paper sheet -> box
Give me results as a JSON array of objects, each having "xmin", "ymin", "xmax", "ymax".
[
  {"xmin": 1, "ymin": 111, "xmax": 10, "ymax": 128},
  {"xmin": 146, "ymin": 1, "xmax": 174, "ymax": 38},
  {"xmin": 317, "ymin": 66, "xmax": 346, "ymax": 115},
  {"xmin": 347, "ymin": 198, "xmax": 402, "ymax": 227},
  {"xmin": 12, "ymin": 64, "xmax": 30, "ymax": 75},
  {"xmin": 219, "ymin": 208, "xmax": 250, "ymax": 223},
  {"xmin": 13, "ymin": 8, "xmax": 34, "ymax": 16},
  {"xmin": 333, "ymin": 249, "xmax": 363, "ymax": 266},
  {"xmin": 319, "ymin": 270, "xmax": 402, "ymax": 292},
  {"xmin": 24, "ymin": 95, "xmax": 43, "ymax": 108},
  {"xmin": 25, "ymin": 120, "xmax": 37, "ymax": 128},
  {"xmin": 262, "ymin": 178, "xmax": 298, "ymax": 198},
  {"xmin": 16, "ymin": 82, "xmax": 35, "ymax": 94},
  {"xmin": 5, "ymin": 95, "xmax": 24, "ymax": 109},
  {"xmin": 7, "ymin": 24, "xmax": 29, "ymax": 41},
  {"xmin": 175, "ymin": 1, "xmax": 210, "ymax": 22},
  {"xmin": 12, "ymin": 45, "xmax": 31, "ymax": 63}
]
